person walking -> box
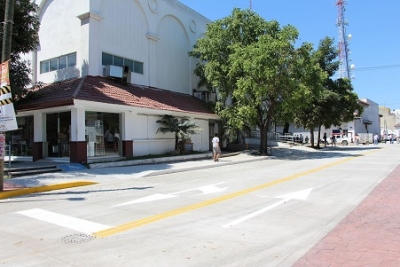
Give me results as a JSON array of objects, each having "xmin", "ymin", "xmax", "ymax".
[
  {"xmin": 374, "ymin": 133, "xmax": 379, "ymax": 145},
  {"xmin": 211, "ymin": 133, "xmax": 220, "ymax": 162},
  {"xmin": 355, "ymin": 134, "xmax": 360, "ymax": 145},
  {"xmin": 323, "ymin": 133, "xmax": 327, "ymax": 147},
  {"xmin": 331, "ymin": 135, "xmax": 336, "ymax": 147}
]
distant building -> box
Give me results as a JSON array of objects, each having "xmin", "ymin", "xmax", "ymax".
[
  {"xmin": 379, "ymin": 106, "xmax": 400, "ymax": 137},
  {"xmin": 351, "ymin": 98, "xmax": 380, "ymax": 136}
]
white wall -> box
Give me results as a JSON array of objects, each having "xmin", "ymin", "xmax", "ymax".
[
  {"xmin": 35, "ymin": 0, "xmax": 86, "ymax": 82},
  {"xmin": 359, "ymin": 99, "xmax": 380, "ymax": 135},
  {"xmin": 32, "ymin": 0, "xmax": 210, "ymax": 95},
  {"xmin": 123, "ymin": 112, "xmax": 210, "ymax": 157},
  {"xmin": 190, "ymin": 119, "xmax": 209, "ymax": 151}
]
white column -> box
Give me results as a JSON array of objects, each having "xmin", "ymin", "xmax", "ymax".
[
  {"xmin": 70, "ymin": 107, "xmax": 86, "ymax": 141},
  {"xmin": 33, "ymin": 111, "xmax": 45, "ymax": 142},
  {"xmin": 146, "ymin": 33, "xmax": 159, "ymax": 87}
]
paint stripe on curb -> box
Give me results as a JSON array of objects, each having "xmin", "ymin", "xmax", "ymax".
[{"xmin": 0, "ymin": 181, "xmax": 98, "ymax": 199}]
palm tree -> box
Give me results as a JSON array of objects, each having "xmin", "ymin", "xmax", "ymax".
[{"xmin": 156, "ymin": 115, "xmax": 201, "ymax": 151}]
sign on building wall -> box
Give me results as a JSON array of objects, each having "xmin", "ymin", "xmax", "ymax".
[{"xmin": 0, "ymin": 60, "xmax": 18, "ymax": 132}]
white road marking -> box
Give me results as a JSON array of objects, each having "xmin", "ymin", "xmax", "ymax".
[
  {"xmin": 114, "ymin": 182, "xmax": 228, "ymax": 207},
  {"xmin": 174, "ymin": 182, "xmax": 228, "ymax": 195},
  {"xmin": 114, "ymin": 193, "xmax": 177, "ymax": 207},
  {"xmin": 16, "ymin": 208, "xmax": 111, "ymax": 234},
  {"xmin": 190, "ymin": 184, "xmax": 229, "ymax": 196},
  {"xmin": 222, "ymin": 188, "xmax": 313, "ymax": 228}
]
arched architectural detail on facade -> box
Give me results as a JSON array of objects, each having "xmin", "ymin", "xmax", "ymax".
[
  {"xmin": 99, "ymin": 0, "xmax": 149, "ymax": 53},
  {"xmin": 156, "ymin": 15, "xmax": 190, "ymax": 94}
]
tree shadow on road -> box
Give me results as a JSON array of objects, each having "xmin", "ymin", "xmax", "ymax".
[
  {"xmin": 269, "ymin": 146, "xmax": 382, "ymax": 161},
  {"xmin": 0, "ymin": 186, "xmax": 155, "ymax": 203}
]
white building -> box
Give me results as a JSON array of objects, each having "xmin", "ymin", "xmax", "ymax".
[
  {"xmin": 350, "ymin": 98, "xmax": 380, "ymax": 136},
  {"xmin": 14, "ymin": 0, "xmax": 218, "ymax": 163}
]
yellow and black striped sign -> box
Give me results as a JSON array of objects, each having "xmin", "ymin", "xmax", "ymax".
[
  {"xmin": 0, "ymin": 98, "xmax": 12, "ymax": 106},
  {"xmin": 0, "ymin": 85, "xmax": 11, "ymax": 95}
]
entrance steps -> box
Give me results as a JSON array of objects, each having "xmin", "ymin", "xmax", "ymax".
[{"xmin": 5, "ymin": 165, "xmax": 62, "ymax": 177}]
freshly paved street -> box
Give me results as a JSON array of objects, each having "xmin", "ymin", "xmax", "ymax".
[{"xmin": 1, "ymin": 144, "xmax": 400, "ymax": 266}]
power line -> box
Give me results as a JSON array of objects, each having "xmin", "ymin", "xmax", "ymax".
[{"xmin": 354, "ymin": 64, "xmax": 400, "ymax": 72}]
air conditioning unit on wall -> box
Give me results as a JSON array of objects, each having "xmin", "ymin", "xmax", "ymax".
[
  {"xmin": 103, "ymin": 65, "xmax": 123, "ymax": 78},
  {"xmin": 122, "ymin": 66, "xmax": 131, "ymax": 84}
]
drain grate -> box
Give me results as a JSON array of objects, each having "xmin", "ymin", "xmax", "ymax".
[{"xmin": 61, "ymin": 234, "xmax": 95, "ymax": 244}]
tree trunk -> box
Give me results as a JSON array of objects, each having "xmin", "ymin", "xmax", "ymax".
[
  {"xmin": 259, "ymin": 124, "xmax": 268, "ymax": 156},
  {"xmin": 310, "ymin": 129, "xmax": 315, "ymax": 147},
  {"xmin": 283, "ymin": 122, "xmax": 289, "ymax": 134},
  {"xmin": 317, "ymin": 125, "xmax": 322, "ymax": 148}
]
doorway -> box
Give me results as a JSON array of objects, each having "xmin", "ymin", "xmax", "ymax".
[{"xmin": 46, "ymin": 111, "xmax": 71, "ymax": 157}]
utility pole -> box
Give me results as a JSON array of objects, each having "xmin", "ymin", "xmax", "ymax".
[
  {"xmin": 0, "ymin": 0, "xmax": 15, "ymax": 191},
  {"xmin": 2, "ymin": 0, "xmax": 15, "ymax": 62}
]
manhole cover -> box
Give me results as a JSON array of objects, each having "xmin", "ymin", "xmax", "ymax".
[{"xmin": 61, "ymin": 234, "xmax": 95, "ymax": 244}]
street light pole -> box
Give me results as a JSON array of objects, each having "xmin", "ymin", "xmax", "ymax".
[
  {"xmin": 1, "ymin": 0, "xmax": 15, "ymax": 62},
  {"xmin": 0, "ymin": 0, "xmax": 15, "ymax": 191}
]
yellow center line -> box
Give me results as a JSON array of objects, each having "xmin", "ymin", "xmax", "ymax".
[{"xmin": 94, "ymin": 152, "xmax": 372, "ymax": 238}]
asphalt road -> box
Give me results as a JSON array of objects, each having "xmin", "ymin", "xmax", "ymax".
[{"xmin": 1, "ymin": 144, "xmax": 398, "ymax": 267}]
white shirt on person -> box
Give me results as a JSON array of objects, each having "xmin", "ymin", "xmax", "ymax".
[{"xmin": 212, "ymin": 136, "xmax": 219, "ymax": 148}]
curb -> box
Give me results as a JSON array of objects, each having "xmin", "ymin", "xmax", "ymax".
[
  {"xmin": 145, "ymin": 155, "xmax": 269, "ymax": 177},
  {"xmin": 88, "ymin": 153, "xmax": 213, "ymax": 169},
  {"xmin": 88, "ymin": 152, "xmax": 241, "ymax": 169},
  {"xmin": 0, "ymin": 181, "xmax": 98, "ymax": 199}
]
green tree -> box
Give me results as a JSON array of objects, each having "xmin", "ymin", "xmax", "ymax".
[
  {"xmin": 190, "ymin": 9, "xmax": 310, "ymax": 155},
  {"xmin": 0, "ymin": 0, "xmax": 40, "ymax": 101},
  {"xmin": 156, "ymin": 115, "xmax": 201, "ymax": 151},
  {"xmin": 293, "ymin": 37, "xmax": 363, "ymax": 147}
]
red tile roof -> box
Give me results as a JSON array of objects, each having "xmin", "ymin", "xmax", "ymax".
[{"xmin": 17, "ymin": 76, "xmax": 216, "ymax": 116}]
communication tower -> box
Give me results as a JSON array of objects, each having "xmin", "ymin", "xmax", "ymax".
[
  {"xmin": 250, "ymin": 0, "xmax": 252, "ymax": 10},
  {"xmin": 336, "ymin": 0, "xmax": 354, "ymax": 79}
]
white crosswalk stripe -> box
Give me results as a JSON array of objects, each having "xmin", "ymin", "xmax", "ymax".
[{"xmin": 17, "ymin": 208, "xmax": 111, "ymax": 234}]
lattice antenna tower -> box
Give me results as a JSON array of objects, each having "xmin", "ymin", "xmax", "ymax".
[
  {"xmin": 250, "ymin": 0, "xmax": 252, "ymax": 10},
  {"xmin": 336, "ymin": 0, "xmax": 354, "ymax": 79}
]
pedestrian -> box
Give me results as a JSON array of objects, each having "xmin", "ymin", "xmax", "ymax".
[
  {"xmin": 323, "ymin": 133, "xmax": 327, "ymax": 147},
  {"xmin": 211, "ymin": 133, "xmax": 220, "ymax": 162},
  {"xmin": 355, "ymin": 134, "xmax": 360, "ymax": 145},
  {"xmin": 373, "ymin": 133, "xmax": 379, "ymax": 145},
  {"xmin": 331, "ymin": 135, "xmax": 336, "ymax": 147}
]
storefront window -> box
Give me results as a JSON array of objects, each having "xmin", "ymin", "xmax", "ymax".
[
  {"xmin": 85, "ymin": 111, "xmax": 120, "ymax": 157},
  {"xmin": 5, "ymin": 116, "xmax": 34, "ymax": 157}
]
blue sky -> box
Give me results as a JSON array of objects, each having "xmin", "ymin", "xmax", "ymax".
[{"xmin": 179, "ymin": 0, "xmax": 400, "ymax": 109}]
